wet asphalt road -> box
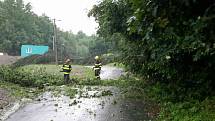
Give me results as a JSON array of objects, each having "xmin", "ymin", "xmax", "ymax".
[{"xmin": 5, "ymin": 66, "xmax": 150, "ymax": 121}]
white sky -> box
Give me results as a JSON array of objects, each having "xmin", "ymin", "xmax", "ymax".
[{"xmin": 23, "ymin": 0, "xmax": 99, "ymax": 35}]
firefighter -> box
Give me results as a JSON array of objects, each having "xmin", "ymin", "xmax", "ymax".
[
  {"xmin": 61, "ymin": 58, "xmax": 72, "ymax": 84},
  {"xmin": 93, "ymin": 56, "xmax": 102, "ymax": 79}
]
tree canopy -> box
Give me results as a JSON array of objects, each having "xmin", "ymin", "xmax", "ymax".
[
  {"xmin": 0, "ymin": 0, "xmax": 54, "ymax": 55},
  {"xmin": 0, "ymin": 0, "xmax": 111, "ymax": 60},
  {"xmin": 89, "ymin": 0, "xmax": 215, "ymax": 99}
]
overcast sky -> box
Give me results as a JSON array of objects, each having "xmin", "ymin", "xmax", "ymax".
[{"xmin": 23, "ymin": 0, "xmax": 99, "ymax": 35}]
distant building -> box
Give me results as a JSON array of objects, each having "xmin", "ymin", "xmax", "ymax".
[{"xmin": 21, "ymin": 45, "xmax": 49, "ymax": 57}]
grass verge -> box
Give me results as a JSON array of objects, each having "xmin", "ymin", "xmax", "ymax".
[
  {"xmin": 22, "ymin": 64, "xmax": 94, "ymax": 79},
  {"xmin": 0, "ymin": 64, "xmax": 93, "ymax": 102},
  {"xmin": 0, "ymin": 81, "xmax": 43, "ymax": 100}
]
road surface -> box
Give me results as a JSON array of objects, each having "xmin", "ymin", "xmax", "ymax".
[{"xmin": 4, "ymin": 66, "xmax": 151, "ymax": 121}]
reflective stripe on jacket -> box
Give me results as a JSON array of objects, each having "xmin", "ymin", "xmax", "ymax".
[
  {"xmin": 62, "ymin": 64, "xmax": 72, "ymax": 74},
  {"xmin": 94, "ymin": 63, "xmax": 102, "ymax": 70}
]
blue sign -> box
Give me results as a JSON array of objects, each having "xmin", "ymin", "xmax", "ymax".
[{"xmin": 21, "ymin": 45, "xmax": 49, "ymax": 57}]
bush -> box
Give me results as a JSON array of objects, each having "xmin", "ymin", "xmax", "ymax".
[{"xmin": 0, "ymin": 65, "xmax": 63, "ymax": 88}]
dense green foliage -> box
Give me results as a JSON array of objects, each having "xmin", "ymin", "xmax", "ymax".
[
  {"xmin": 0, "ymin": 0, "xmax": 112, "ymax": 61},
  {"xmin": 89, "ymin": 0, "xmax": 215, "ymax": 120},
  {"xmin": 0, "ymin": 0, "xmax": 53, "ymax": 55},
  {"xmin": 0, "ymin": 65, "xmax": 63, "ymax": 88},
  {"xmin": 89, "ymin": 0, "xmax": 215, "ymax": 99}
]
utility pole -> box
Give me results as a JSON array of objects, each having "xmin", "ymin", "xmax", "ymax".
[
  {"xmin": 53, "ymin": 19, "xmax": 58, "ymax": 65},
  {"xmin": 52, "ymin": 36, "xmax": 55, "ymax": 51}
]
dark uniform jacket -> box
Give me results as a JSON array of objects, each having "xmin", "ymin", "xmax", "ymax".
[{"xmin": 62, "ymin": 64, "xmax": 72, "ymax": 74}]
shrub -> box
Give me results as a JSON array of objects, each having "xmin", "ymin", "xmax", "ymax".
[{"xmin": 0, "ymin": 65, "xmax": 63, "ymax": 88}]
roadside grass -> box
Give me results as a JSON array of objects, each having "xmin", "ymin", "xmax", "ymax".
[
  {"xmin": 143, "ymin": 81, "xmax": 215, "ymax": 120},
  {"xmin": 158, "ymin": 98, "xmax": 215, "ymax": 121},
  {"xmin": 0, "ymin": 65, "xmax": 63, "ymax": 87},
  {"xmin": 0, "ymin": 81, "xmax": 43, "ymax": 100},
  {"xmin": 22, "ymin": 64, "xmax": 94, "ymax": 79},
  {"xmin": 20, "ymin": 64, "xmax": 126, "ymax": 87},
  {"xmin": 0, "ymin": 64, "xmax": 93, "ymax": 101}
]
